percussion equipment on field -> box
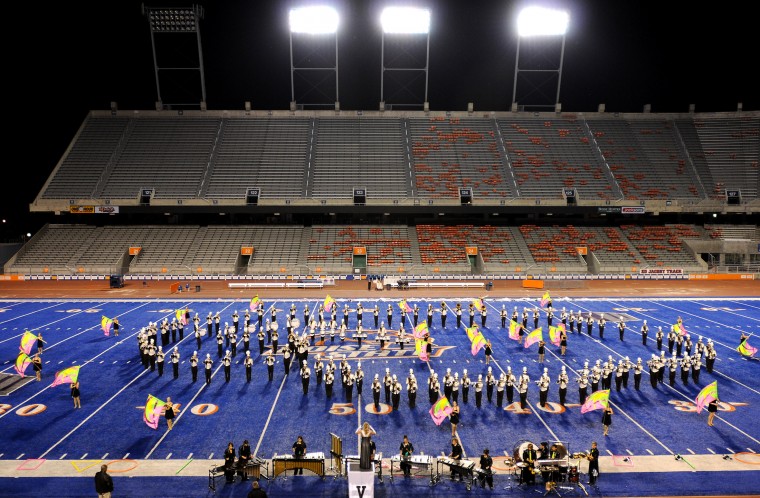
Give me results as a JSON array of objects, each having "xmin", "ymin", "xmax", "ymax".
[
  {"xmin": 272, "ymin": 452, "xmax": 325, "ymax": 479},
  {"xmin": 291, "ymin": 318, "xmax": 301, "ymax": 330},
  {"xmin": 270, "ymin": 322, "xmax": 279, "ymax": 332},
  {"xmin": 436, "ymin": 457, "xmax": 476, "ymax": 489},
  {"xmin": 390, "ymin": 454, "xmax": 434, "ymax": 485}
]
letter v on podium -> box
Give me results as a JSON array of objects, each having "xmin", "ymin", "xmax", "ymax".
[{"xmin": 356, "ymin": 485, "xmax": 366, "ymax": 498}]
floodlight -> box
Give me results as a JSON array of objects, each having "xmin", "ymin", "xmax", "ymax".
[
  {"xmin": 381, "ymin": 7, "xmax": 430, "ymax": 34},
  {"xmin": 289, "ymin": 6, "xmax": 339, "ymax": 34},
  {"xmin": 516, "ymin": 6, "xmax": 569, "ymax": 37}
]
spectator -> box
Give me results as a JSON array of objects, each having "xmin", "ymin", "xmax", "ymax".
[{"xmin": 94, "ymin": 464, "xmax": 114, "ymax": 498}]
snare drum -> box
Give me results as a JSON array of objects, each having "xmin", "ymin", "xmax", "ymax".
[{"xmin": 568, "ymin": 466, "xmax": 579, "ymax": 483}]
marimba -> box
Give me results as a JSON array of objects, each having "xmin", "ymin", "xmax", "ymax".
[
  {"xmin": 436, "ymin": 457, "xmax": 477, "ymax": 489},
  {"xmin": 272, "ymin": 452, "xmax": 325, "ymax": 478},
  {"xmin": 390, "ymin": 454, "xmax": 434, "ymax": 485}
]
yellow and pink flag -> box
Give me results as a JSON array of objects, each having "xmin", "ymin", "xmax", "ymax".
[
  {"xmin": 429, "ymin": 396, "xmax": 453, "ymax": 426},
  {"xmin": 548, "ymin": 324, "xmax": 565, "ymax": 346},
  {"xmin": 508, "ymin": 320, "xmax": 522, "ymax": 340},
  {"xmin": 737, "ymin": 338, "xmax": 757, "ymax": 357},
  {"xmin": 143, "ymin": 394, "xmax": 167, "ymax": 430},
  {"xmin": 51, "ymin": 365, "xmax": 81, "ymax": 387},
  {"xmin": 695, "ymin": 381, "xmax": 718, "ymax": 414},
  {"xmin": 175, "ymin": 308, "xmax": 188, "ymax": 325},
  {"xmin": 471, "ymin": 298, "xmax": 484, "ymax": 310},
  {"xmin": 398, "ymin": 299, "xmax": 413, "ymax": 313},
  {"xmin": 581, "ymin": 389, "xmax": 610, "ymax": 414},
  {"xmin": 524, "ymin": 328, "xmax": 543, "ymax": 348},
  {"xmin": 323, "ymin": 295, "xmax": 336, "ymax": 313},
  {"xmin": 413, "ymin": 321, "xmax": 428, "ymax": 339},
  {"xmin": 540, "ymin": 291, "xmax": 551, "ymax": 308},
  {"xmin": 14, "ymin": 352, "xmax": 33, "ymax": 377},
  {"xmin": 19, "ymin": 331, "xmax": 39, "ymax": 355},
  {"xmin": 249, "ymin": 295, "xmax": 261, "ymax": 311},
  {"xmin": 415, "ymin": 338, "xmax": 429, "ymax": 362},
  {"xmin": 471, "ymin": 332, "xmax": 487, "ymax": 356},
  {"xmin": 101, "ymin": 316, "xmax": 114, "ymax": 336}
]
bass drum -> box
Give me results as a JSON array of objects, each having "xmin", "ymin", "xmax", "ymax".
[
  {"xmin": 270, "ymin": 321, "xmax": 279, "ymax": 332},
  {"xmin": 567, "ymin": 466, "xmax": 579, "ymax": 483},
  {"xmin": 291, "ymin": 318, "xmax": 301, "ymax": 330},
  {"xmin": 512, "ymin": 439, "xmax": 542, "ymax": 463}
]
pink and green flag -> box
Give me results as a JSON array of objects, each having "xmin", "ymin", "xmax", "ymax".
[
  {"xmin": 14, "ymin": 352, "xmax": 33, "ymax": 377},
  {"xmin": 695, "ymin": 381, "xmax": 718, "ymax": 414},
  {"xmin": 414, "ymin": 321, "xmax": 429, "ymax": 339},
  {"xmin": 101, "ymin": 316, "xmax": 113, "ymax": 336},
  {"xmin": 415, "ymin": 339, "xmax": 429, "ymax": 362},
  {"xmin": 143, "ymin": 394, "xmax": 167, "ymax": 430},
  {"xmin": 465, "ymin": 325, "xmax": 479, "ymax": 341},
  {"xmin": 249, "ymin": 295, "xmax": 261, "ymax": 311},
  {"xmin": 471, "ymin": 332, "xmax": 487, "ymax": 356},
  {"xmin": 51, "ymin": 365, "xmax": 81, "ymax": 387},
  {"xmin": 19, "ymin": 331, "xmax": 38, "ymax": 355},
  {"xmin": 548, "ymin": 325, "xmax": 564, "ymax": 346},
  {"xmin": 524, "ymin": 328, "xmax": 543, "ymax": 348},
  {"xmin": 737, "ymin": 338, "xmax": 757, "ymax": 357},
  {"xmin": 508, "ymin": 320, "xmax": 522, "ymax": 340},
  {"xmin": 429, "ymin": 396, "xmax": 453, "ymax": 425},
  {"xmin": 581, "ymin": 389, "xmax": 610, "ymax": 414},
  {"xmin": 540, "ymin": 291, "xmax": 551, "ymax": 308},
  {"xmin": 175, "ymin": 308, "xmax": 188, "ymax": 325},
  {"xmin": 323, "ymin": 295, "xmax": 336, "ymax": 313}
]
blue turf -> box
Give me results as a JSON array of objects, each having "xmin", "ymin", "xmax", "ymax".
[{"xmin": 1, "ymin": 296, "xmax": 759, "ymax": 497}]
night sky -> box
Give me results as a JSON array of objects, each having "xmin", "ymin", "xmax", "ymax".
[{"xmin": 8, "ymin": 0, "xmax": 757, "ymax": 238}]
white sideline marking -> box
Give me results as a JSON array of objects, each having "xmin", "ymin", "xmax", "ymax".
[
  {"xmin": 209, "ymin": 453, "xmax": 214, "ymax": 459},
  {"xmin": 16, "ymin": 454, "xmax": 24, "ymax": 460},
  {"xmin": 188, "ymin": 453, "xmax": 193, "ymax": 459},
  {"xmin": 123, "ymin": 453, "xmax": 130, "ymax": 459},
  {"xmin": 102, "ymin": 453, "xmax": 109, "ymax": 459},
  {"xmin": 686, "ymin": 448, "xmax": 695, "ymax": 454},
  {"xmin": 59, "ymin": 454, "xmax": 67, "ymax": 460},
  {"xmin": 81, "ymin": 453, "xmax": 88, "ymax": 459},
  {"xmin": 707, "ymin": 448, "xmax": 716, "ymax": 454},
  {"xmin": 166, "ymin": 453, "xmax": 172, "ymax": 459},
  {"xmin": 646, "ymin": 449, "xmax": 654, "ymax": 455},
  {"xmin": 625, "ymin": 449, "xmax": 633, "ymax": 455}
]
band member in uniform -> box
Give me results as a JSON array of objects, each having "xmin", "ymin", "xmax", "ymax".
[
  {"xmin": 399, "ymin": 435, "xmax": 414, "ymax": 477},
  {"xmin": 557, "ymin": 366, "xmax": 569, "ymax": 406},
  {"xmin": 641, "ymin": 320, "xmax": 649, "ymax": 345},
  {"xmin": 598, "ymin": 314, "xmax": 606, "ymax": 339},
  {"xmin": 586, "ymin": 313, "xmax": 594, "ymax": 336},
  {"xmin": 587, "ymin": 442, "xmax": 599, "ymax": 485},
  {"xmin": 521, "ymin": 443, "xmax": 537, "ymax": 485},
  {"xmin": 427, "ymin": 303, "xmax": 434, "ymax": 328},
  {"xmin": 190, "ymin": 351, "xmax": 199, "ymax": 382},
  {"xmin": 451, "ymin": 373, "xmax": 460, "ymax": 403},
  {"xmin": 164, "ymin": 397, "xmax": 177, "ymax": 430},
  {"xmin": 292, "ymin": 436, "xmax": 306, "ymax": 475},
  {"xmin": 461, "ymin": 369, "xmax": 470, "ymax": 404},
  {"xmin": 496, "ymin": 372, "xmax": 506, "ymax": 407},
  {"xmin": 391, "ymin": 374, "xmax": 402, "ymax": 410},
  {"xmin": 538, "ymin": 368, "xmax": 550, "ymax": 407},
  {"xmin": 533, "ymin": 308, "xmax": 540, "ymax": 330},
  {"xmin": 195, "ymin": 327, "xmax": 202, "ymax": 350},
  {"xmin": 634, "ymin": 358, "xmax": 643, "ymax": 390},
  {"xmin": 505, "ymin": 366, "xmax": 515, "ymax": 405},
  {"xmin": 325, "ymin": 367, "xmax": 335, "ymax": 397},
  {"xmin": 560, "ymin": 328, "xmax": 568, "ymax": 356},
  {"xmin": 314, "ymin": 354, "xmax": 323, "ymax": 386},
  {"xmin": 112, "ymin": 319, "xmax": 120, "ymax": 338},
  {"xmin": 407, "ymin": 370, "xmax": 417, "ymax": 408},
  {"xmin": 469, "ymin": 303, "xmax": 476, "ymax": 328},
  {"xmin": 484, "ymin": 340, "xmax": 493, "ymax": 364},
  {"xmin": 223, "ymin": 350, "xmax": 232, "ymax": 382},
  {"xmin": 474, "ymin": 374, "xmax": 484, "ymax": 408},
  {"xmin": 216, "ymin": 330, "xmax": 224, "ymax": 358},
  {"xmin": 373, "ymin": 305, "xmax": 379, "ymax": 329},
  {"xmin": 387, "ymin": 304, "xmax": 393, "ymax": 328},
  {"xmin": 656, "ymin": 326, "xmax": 664, "ymax": 351},
  {"xmin": 518, "ymin": 368, "xmax": 530, "ymax": 409},
  {"xmin": 478, "ymin": 449, "xmax": 493, "ymax": 489},
  {"xmin": 265, "ymin": 349, "xmax": 275, "ymax": 381},
  {"xmin": 577, "ymin": 371, "xmax": 588, "ymax": 405},
  {"xmin": 271, "ymin": 327, "xmax": 279, "ymax": 356},
  {"xmin": 203, "ymin": 354, "xmax": 213, "ymax": 384},
  {"xmin": 238, "ymin": 440, "xmax": 252, "ymax": 481},
  {"xmin": 537, "ymin": 340, "xmax": 546, "ymax": 364},
  {"xmin": 485, "ymin": 367, "xmax": 496, "ymax": 403},
  {"xmin": 480, "ymin": 305, "xmax": 487, "ymax": 328},
  {"xmin": 300, "ymin": 360, "xmax": 311, "ymax": 395},
  {"xmin": 412, "ymin": 304, "xmax": 419, "ymax": 327},
  {"xmin": 448, "ymin": 437, "xmax": 464, "ymax": 480},
  {"xmin": 355, "ymin": 362, "xmax": 364, "ymax": 396},
  {"xmin": 440, "ymin": 301, "xmax": 448, "ymax": 328},
  {"xmin": 372, "ymin": 374, "xmax": 382, "ymax": 411},
  {"xmin": 224, "ymin": 442, "xmax": 237, "ymax": 483},
  {"xmin": 618, "ymin": 317, "xmax": 626, "ymax": 341},
  {"xmin": 171, "ymin": 347, "xmax": 180, "ymax": 379},
  {"xmin": 455, "ymin": 303, "xmax": 463, "ymax": 329},
  {"xmin": 241, "ymin": 350, "xmax": 252, "ymax": 382},
  {"xmin": 344, "ymin": 367, "xmax": 355, "ymax": 402},
  {"xmin": 384, "ymin": 368, "xmax": 393, "ymax": 405},
  {"xmin": 156, "ymin": 346, "xmax": 165, "ymax": 376},
  {"xmin": 501, "ymin": 305, "xmax": 507, "ymax": 328}
]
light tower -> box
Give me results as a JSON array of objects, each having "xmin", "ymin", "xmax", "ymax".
[
  {"xmin": 380, "ymin": 7, "xmax": 431, "ymax": 110},
  {"xmin": 142, "ymin": 4, "xmax": 207, "ymax": 110},
  {"xmin": 289, "ymin": 6, "xmax": 340, "ymax": 110},
  {"xmin": 511, "ymin": 6, "xmax": 569, "ymax": 111}
]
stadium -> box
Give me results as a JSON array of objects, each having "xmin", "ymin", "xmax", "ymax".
[{"xmin": 1, "ymin": 2, "xmax": 758, "ymax": 498}]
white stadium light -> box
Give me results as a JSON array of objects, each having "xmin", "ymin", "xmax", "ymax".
[
  {"xmin": 289, "ymin": 6, "xmax": 339, "ymax": 34},
  {"xmin": 516, "ymin": 6, "xmax": 569, "ymax": 37},
  {"xmin": 381, "ymin": 7, "xmax": 430, "ymax": 34}
]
